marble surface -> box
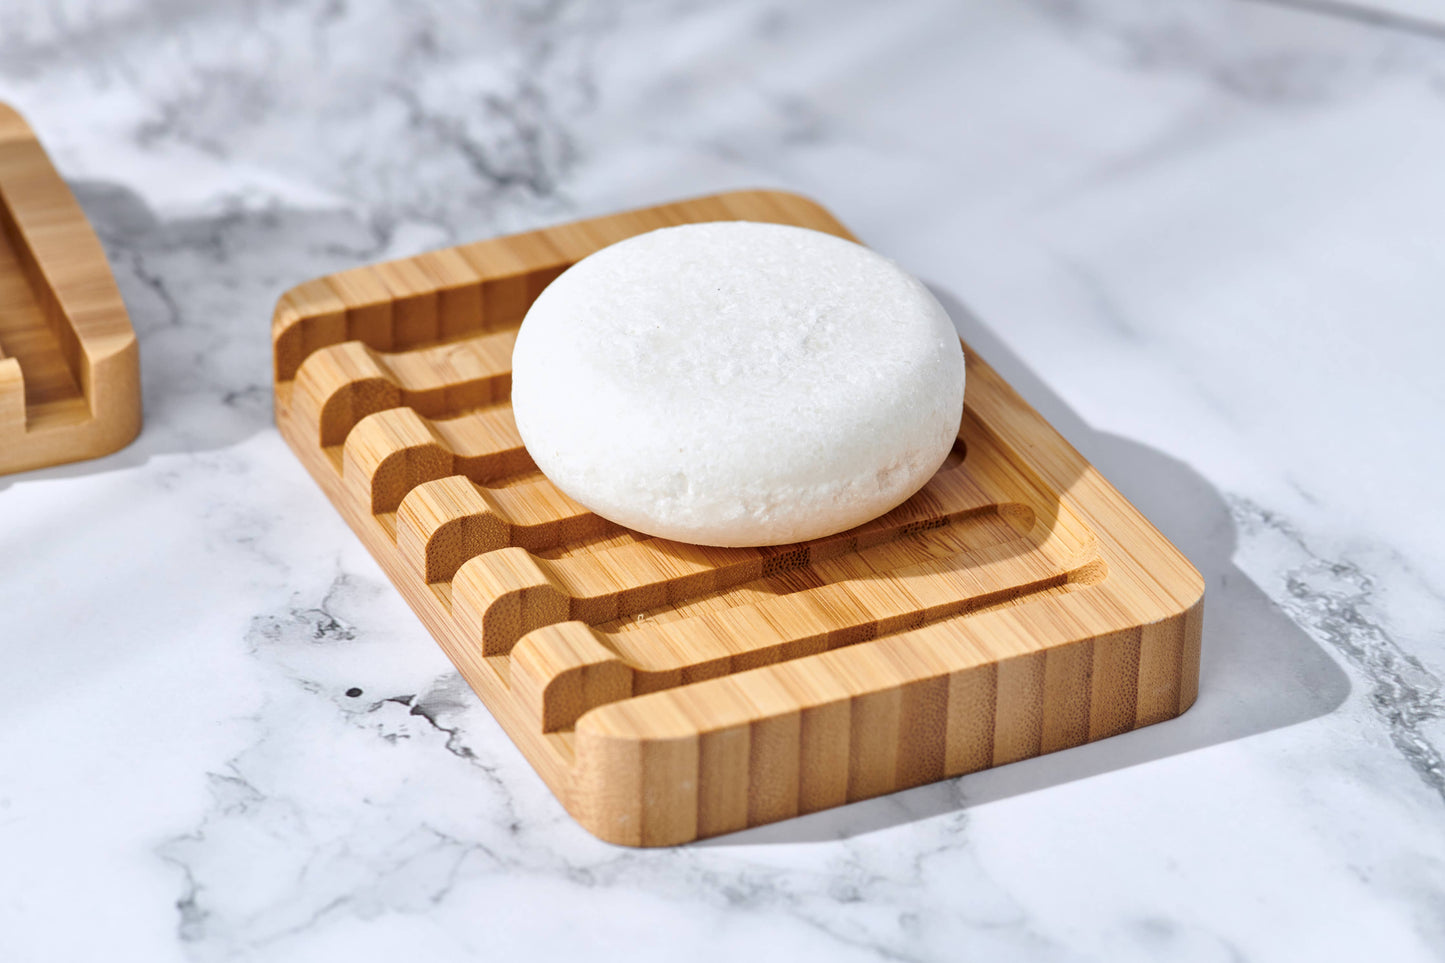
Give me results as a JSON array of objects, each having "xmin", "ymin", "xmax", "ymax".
[{"xmin": 3, "ymin": 1, "xmax": 1444, "ymax": 960}]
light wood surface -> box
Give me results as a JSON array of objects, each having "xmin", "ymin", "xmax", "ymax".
[
  {"xmin": 0, "ymin": 103, "xmax": 141, "ymax": 475},
  {"xmin": 272, "ymin": 190, "xmax": 1204, "ymax": 846}
]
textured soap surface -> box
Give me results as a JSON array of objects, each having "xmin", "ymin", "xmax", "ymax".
[{"xmin": 510, "ymin": 220, "xmax": 965, "ymax": 547}]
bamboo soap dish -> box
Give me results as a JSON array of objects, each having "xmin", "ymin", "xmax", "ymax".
[
  {"xmin": 0, "ymin": 103, "xmax": 141, "ymax": 475},
  {"xmin": 272, "ymin": 191, "xmax": 1204, "ymax": 846}
]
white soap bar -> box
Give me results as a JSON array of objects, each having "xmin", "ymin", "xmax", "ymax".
[{"xmin": 510, "ymin": 221, "xmax": 965, "ymax": 547}]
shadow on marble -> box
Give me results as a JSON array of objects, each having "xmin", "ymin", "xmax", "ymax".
[
  {"xmin": 700, "ymin": 287, "xmax": 1351, "ymax": 847},
  {"xmin": 0, "ymin": 178, "xmax": 366, "ymax": 492}
]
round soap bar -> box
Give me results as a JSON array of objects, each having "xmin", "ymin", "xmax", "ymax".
[{"xmin": 510, "ymin": 221, "xmax": 965, "ymax": 547}]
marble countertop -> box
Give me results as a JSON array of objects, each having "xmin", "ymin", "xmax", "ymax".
[{"xmin": 4, "ymin": 2, "xmax": 1445, "ymax": 960}]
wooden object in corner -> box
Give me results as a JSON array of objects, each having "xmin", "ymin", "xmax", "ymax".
[
  {"xmin": 271, "ymin": 190, "xmax": 1204, "ymax": 846},
  {"xmin": 0, "ymin": 103, "xmax": 141, "ymax": 475}
]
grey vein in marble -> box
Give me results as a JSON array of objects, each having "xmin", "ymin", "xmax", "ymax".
[{"xmin": 1232, "ymin": 496, "xmax": 1445, "ymax": 802}]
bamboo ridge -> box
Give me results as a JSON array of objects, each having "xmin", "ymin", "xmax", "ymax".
[{"xmin": 0, "ymin": 103, "xmax": 140, "ymax": 474}]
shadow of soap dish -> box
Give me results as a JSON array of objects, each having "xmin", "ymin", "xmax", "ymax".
[
  {"xmin": 0, "ymin": 102, "xmax": 141, "ymax": 476},
  {"xmin": 270, "ymin": 190, "xmax": 1204, "ymax": 846}
]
